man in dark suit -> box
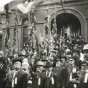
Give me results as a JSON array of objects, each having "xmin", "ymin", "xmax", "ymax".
[
  {"xmin": 72, "ymin": 50, "xmax": 80, "ymax": 68},
  {"xmin": 56, "ymin": 56, "xmax": 68, "ymax": 88},
  {"xmin": 78, "ymin": 66, "xmax": 88, "ymax": 88},
  {"xmin": 32, "ymin": 61, "xmax": 46, "ymax": 88},
  {"xmin": 67, "ymin": 57, "xmax": 79, "ymax": 88},
  {"xmin": 7, "ymin": 58, "xmax": 27, "ymax": 88},
  {"xmin": 44, "ymin": 61, "xmax": 58, "ymax": 88}
]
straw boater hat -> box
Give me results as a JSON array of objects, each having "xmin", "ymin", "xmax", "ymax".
[
  {"xmin": 82, "ymin": 44, "xmax": 88, "ymax": 53},
  {"xmin": 36, "ymin": 61, "xmax": 45, "ymax": 67},
  {"xmin": 22, "ymin": 62, "xmax": 29, "ymax": 67}
]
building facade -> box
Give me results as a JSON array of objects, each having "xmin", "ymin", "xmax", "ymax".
[{"xmin": 0, "ymin": 0, "xmax": 88, "ymax": 51}]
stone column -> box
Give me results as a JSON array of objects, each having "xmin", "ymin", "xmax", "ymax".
[
  {"xmin": 86, "ymin": 18, "xmax": 88, "ymax": 43},
  {"xmin": 9, "ymin": 26, "xmax": 14, "ymax": 49},
  {"xmin": 16, "ymin": 25, "xmax": 22, "ymax": 50},
  {"xmin": 2, "ymin": 28, "xmax": 7, "ymax": 50}
]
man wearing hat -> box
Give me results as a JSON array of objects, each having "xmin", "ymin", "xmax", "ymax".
[
  {"xmin": 82, "ymin": 44, "xmax": 88, "ymax": 60},
  {"xmin": 7, "ymin": 58, "xmax": 27, "ymax": 88},
  {"xmin": 53, "ymin": 57, "xmax": 66, "ymax": 88},
  {"xmin": 44, "ymin": 61, "xmax": 58, "ymax": 88},
  {"xmin": 78, "ymin": 66, "xmax": 88, "ymax": 88},
  {"xmin": 58, "ymin": 55, "xmax": 68, "ymax": 88},
  {"xmin": 53, "ymin": 57, "xmax": 61, "ymax": 73},
  {"xmin": 41, "ymin": 58, "xmax": 48, "ymax": 66},
  {"xmin": 72, "ymin": 50, "xmax": 80, "ymax": 68},
  {"xmin": 22, "ymin": 62, "xmax": 32, "ymax": 88},
  {"xmin": 32, "ymin": 61, "xmax": 46, "ymax": 88},
  {"xmin": 78, "ymin": 61, "xmax": 86, "ymax": 77},
  {"xmin": 60, "ymin": 55, "xmax": 67, "ymax": 66},
  {"xmin": 49, "ymin": 49, "xmax": 56, "ymax": 57},
  {"xmin": 67, "ymin": 57, "xmax": 79, "ymax": 88}
]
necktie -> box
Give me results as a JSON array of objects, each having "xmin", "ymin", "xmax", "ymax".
[
  {"xmin": 47, "ymin": 72, "xmax": 49, "ymax": 77},
  {"xmin": 12, "ymin": 71, "xmax": 17, "ymax": 87},
  {"xmin": 84, "ymin": 73, "xmax": 88, "ymax": 83},
  {"xmin": 70, "ymin": 73, "xmax": 72, "ymax": 81},
  {"xmin": 38, "ymin": 77, "xmax": 41, "ymax": 85},
  {"xmin": 12, "ymin": 72, "xmax": 16, "ymax": 87}
]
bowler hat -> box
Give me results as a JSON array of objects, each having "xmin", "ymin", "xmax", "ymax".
[
  {"xmin": 45, "ymin": 62, "xmax": 53, "ymax": 68},
  {"xmin": 0, "ymin": 58, "xmax": 5, "ymax": 64},
  {"xmin": 41, "ymin": 58, "xmax": 48, "ymax": 62},
  {"xmin": 72, "ymin": 50, "xmax": 79, "ymax": 53},
  {"xmin": 50, "ymin": 49, "xmax": 56, "ymax": 53},
  {"xmin": 56, "ymin": 58, "xmax": 60, "ymax": 62},
  {"xmin": 69, "ymin": 57, "xmax": 74, "ymax": 61},
  {"xmin": 66, "ymin": 51, "xmax": 72, "ymax": 55},
  {"xmin": 12, "ymin": 58, "xmax": 22, "ymax": 64},
  {"xmin": 60, "ymin": 56, "xmax": 67, "ymax": 60},
  {"xmin": 81, "ymin": 61, "xmax": 86, "ymax": 66}
]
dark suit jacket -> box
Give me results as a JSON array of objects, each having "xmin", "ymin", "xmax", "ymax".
[
  {"xmin": 15, "ymin": 70, "xmax": 27, "ymax": 88},
  {"xmin": 67, "ymin": 66, "xmax": 79, "ymax": 88},
  {"xmin": 68, "ymin": 66, "xmax": 79, "ymax": 80},
  {"xmin": 78, "ymin": 74, "xmax": 88, "ymax": 88},
  {"xmin": 73, "ymin": 55, "xmax": 80, "ymax": 68},
  {"xmin": 57, "ymin": 67, "xmax": 68, "ymax": 88},
  {"xmin": 7, "ymin": 70, "xmax": 27, "ymax": 88},
  {"xmin": 44, "ymin": 72, "xmax": 58, "ymax": 88},
  {"xmin": 0, "ymin": 69, "xmax": 7, "ymax": 88},
  {"xmin": 32, "ymin": 72, "xmax": 46, "ymax": 88}
]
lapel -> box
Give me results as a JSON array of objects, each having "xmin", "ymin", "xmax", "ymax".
[
  {"xmin": 50, "ymin": 72, "xmax": 54, "ymax": 78},
  {"xmin": 15, "ymin": 70, "xmax": 21, "ymax": 78},
  {"xmin": 8, "ymin": 70, "xmax": 14, "ymax": 81}
]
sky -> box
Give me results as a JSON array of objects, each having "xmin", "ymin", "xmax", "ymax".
[
  {"xmin": 0, "ymin": 0, "xmax": 13, "ymax": 12},
  {"xmin": 0, "ymin": 0, "xmax": 23, "ymax": 12},
  {"xmin": 0, "ymin": 6, "xmax": 4, "ymax": 12}
]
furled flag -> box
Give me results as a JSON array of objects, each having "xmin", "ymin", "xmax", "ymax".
[{"xmin": 11, "ymin": 0, "xmax": 44, "ymax": 14}]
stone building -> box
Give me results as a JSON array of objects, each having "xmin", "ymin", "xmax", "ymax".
[{"xmin": 0, "ymin": 0, "xmax": 88, "ymax": 51}]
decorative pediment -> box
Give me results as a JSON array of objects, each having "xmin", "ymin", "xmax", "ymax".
[{"xmin": 0, "ymin": 18, "xmax": 8, "ymax": 29}]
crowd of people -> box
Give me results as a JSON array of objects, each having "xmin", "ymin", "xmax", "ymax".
[
  {"xmin": 0, "ymin": 31, "xmax": 88, "ymax": 88},
  {"xmin": 1, "ymin": 0, "xmax": 88, "ymax": 88}
]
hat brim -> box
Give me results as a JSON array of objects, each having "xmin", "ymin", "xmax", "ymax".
[
  {"xmin": 12, "ymin": 59, "xmax": 22, "ymax": 64},
  {"xmin": 36, "ymin": 65, "xmax": 45, "ymax": 67},
  {"xmin": 41, "ymin": 60, "xmax": 48, "ymax": 61},
  {"xmin": 56, "ymin": 60, "xmax": 61, "ymax": 62},
  {"xmin": 60, "ymin": 56, "xmax": 67, "ymax": 60},
  {"xmin": 45, "ymin": 65, "xmax": 52, "ymax": 68}
]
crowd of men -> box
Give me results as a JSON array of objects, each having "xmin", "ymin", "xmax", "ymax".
[{"xmin": 0, "ymin": 33, "xmax": 88, "ymax": 88}]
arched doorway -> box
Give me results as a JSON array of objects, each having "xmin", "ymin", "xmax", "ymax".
[
  {"xmin": 50, "ymin": 8, "xmax": 87, "ymax": 42},
  {"xmin": 51, "ymin": 13, "xmax": 81, "ymax": 38}
]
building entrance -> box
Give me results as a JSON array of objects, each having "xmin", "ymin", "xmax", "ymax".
[{"xmin": 51, "ymin": 13, "xmax": 81, "ymax": 39}]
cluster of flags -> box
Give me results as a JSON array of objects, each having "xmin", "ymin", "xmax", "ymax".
[{"xmin": 12, "ymin": 0, "xmax": 44, "ymax": 14}]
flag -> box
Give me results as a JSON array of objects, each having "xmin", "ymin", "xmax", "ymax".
[
  {"xmin": 11, "ymin": 1, "xmax": 44, "ymax": 14},
  {"xmin": 17, "ymin": 1, "xmax": 35, "ymax": 14}
]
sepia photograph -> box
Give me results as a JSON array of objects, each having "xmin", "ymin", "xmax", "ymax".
[{"xmin": 0, "ymin": 0, "xmax": 88, "ymax": 88}]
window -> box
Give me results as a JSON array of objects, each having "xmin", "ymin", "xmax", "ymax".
[{"xmin": 23, "ymin": 26, "xmax": 29, "ymax": 45}]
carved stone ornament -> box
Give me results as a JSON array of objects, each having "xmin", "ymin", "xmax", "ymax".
[{"xmin": 0, "ymin": 18, "xmax": 8, "ymax": 29}]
